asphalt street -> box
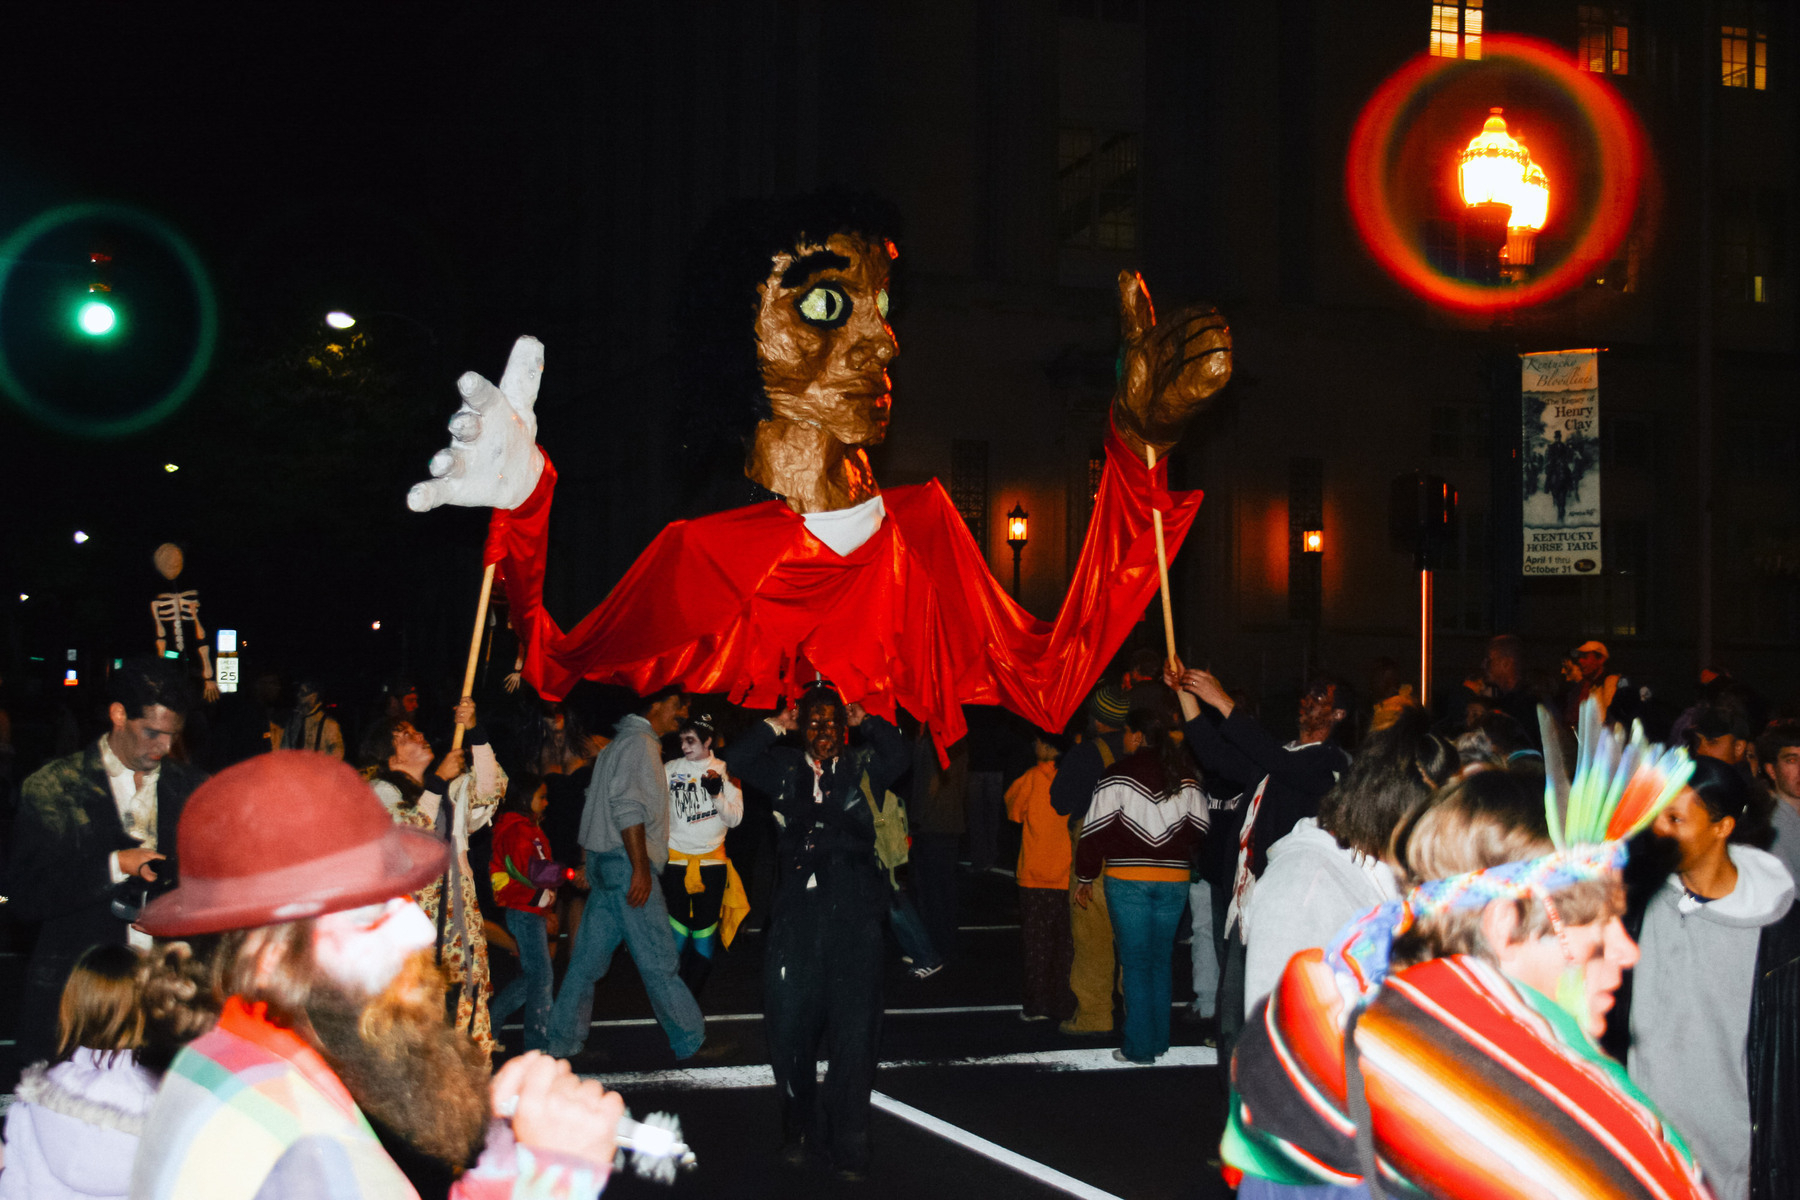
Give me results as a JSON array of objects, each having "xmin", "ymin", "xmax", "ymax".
[{"xmin": 495, "ymin": 869, "xmax": 1234, "ymax": 1200}]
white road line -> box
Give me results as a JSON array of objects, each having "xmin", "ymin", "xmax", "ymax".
[
  {"xmin": 500, "ymin": 1003, "xmax": 1030, "ymax": 1031},
  {"xmin": 871, "ymin": 1090, "xmax": 1125, "ymax": 1200},
  {"xmin": 577, "ymin": 1044, "xmax": 1215, "ymax": 1089}
]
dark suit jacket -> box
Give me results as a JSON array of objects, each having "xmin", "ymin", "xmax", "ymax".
[
  {"xmin": 9, "ymin": 741, "xmax": 205, "ymax": 963},
  {"xmin": 1183, "ymin": 709, "xmax": 1349, "ymax": 880}
]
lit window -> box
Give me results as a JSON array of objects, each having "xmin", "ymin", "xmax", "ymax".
[
  {"xmin": 1717, "ymin": 188, "xmax": 1785, "ymax": 302},
  {"xmin": 1578, "ymin": 5, "xmax": 1629, "ymax": 75},
  {"xmin": 1430, "ymin": 0, "xmax": 1483, "ymax": 59},
  {"xmin": 1059, "ymin": 128, "xmax": 1140, "ymax": 251},
  {"xmin": 951, "ymin": 440, "xmax": 990, "ymax": 554},
  {"xmin": 1722, "ymin": 2, "xmax": 1769, "ymax": 89}
]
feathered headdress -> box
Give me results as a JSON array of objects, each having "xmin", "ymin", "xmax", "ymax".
[{"xmin": 1323, "ymin": 697, "xmax": 1691, "ymax": 1003}]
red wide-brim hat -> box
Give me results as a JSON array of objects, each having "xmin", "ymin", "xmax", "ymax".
[{"xmin": 139, "ymin": 751, "xmax": 449, "ymax": 938}]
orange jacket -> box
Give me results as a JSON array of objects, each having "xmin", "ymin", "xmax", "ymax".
[{"xmin": 1006, "ymin": 761, "xmax": 1071, "ymax": 889}]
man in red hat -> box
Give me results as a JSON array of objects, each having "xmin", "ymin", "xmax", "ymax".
[{"xmin": 129, "ymin": 751, "xmax": 623, "ymax": 1200}]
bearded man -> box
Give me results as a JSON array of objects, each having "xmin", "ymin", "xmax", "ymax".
[
  {"xmin": 722, "ymin": 684, "xmax": 908, "ymax": 1179},
  {"xmin": 406, "ymin": 191, "xmax": 1232, "ymax": 757},
  {"xmin": 130, "ymin": 751, "xmax": 622, "ymax": 1200}
]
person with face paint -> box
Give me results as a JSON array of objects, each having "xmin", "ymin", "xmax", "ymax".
[
  {"xmin": 411, "ymin": 191, "xmax": 1232, "ymax": 776},
  {"xmin": 129, "ymin": 751, "xmax": 622, "ymax": 1200},
  {"xmin": 9, "ymin": 656, "xmax": 206, "ymax": 1067},
  {"xmin": 723, "ymin": 684, "xmax": 908, "ymax": 1180},
  {"xmin": 279, "ymin": 678, "xmax": 344, "ymax": 759},
  {"xmin": 1625, "ymin": 756, "xmax": 1800, "ymax": 1200},
  {"xmin": 661, "ymin": 717, "xmax": 746, "ymax": 998}
]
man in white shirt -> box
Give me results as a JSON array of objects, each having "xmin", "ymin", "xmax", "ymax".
[{"xmin": 9, "ymin": 656, "xmax": 206, "ymax": 1063}]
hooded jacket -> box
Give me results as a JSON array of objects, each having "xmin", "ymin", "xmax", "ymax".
[
  {"xmin": 1629, "ymin": 845, "xmax": 1795, "ymax": 1200},
  {"xmin": 0, "ymin": 1048, "xmax": 159, "ymax": 1200},
  {"xmin": 1242, "ymin": 817, "xmax": 1397, "ymax": 1009}
]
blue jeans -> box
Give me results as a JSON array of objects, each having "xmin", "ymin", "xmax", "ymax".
[
  {"xmin": 887, "ymin": 886, "xmax": 941, "ymax": 970},
  {"xmin": 546, "ymin": 848, "xmax": 705, "ymax": 1059},
  {"xmin": 491, "ymin": 906, "xmax": 553, "ymax": 1051},
  {"xmin": 1104, "ymin": 875, "xmax": 1187, "ymax": 1062}
]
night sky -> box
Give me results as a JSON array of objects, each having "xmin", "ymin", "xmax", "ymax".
[{"xmin": 2, "ymin": 9, "xmax": 559, "ymax": 707}]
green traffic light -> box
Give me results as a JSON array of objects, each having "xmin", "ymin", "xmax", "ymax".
[{"xmin": 77, "ymin": 299, "xmax": 117, "ymax": 336}]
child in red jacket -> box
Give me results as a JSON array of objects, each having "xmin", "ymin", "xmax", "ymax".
[{"xmin": 488, "ymin": 773, "xmax": 572, "ymax": 1051}]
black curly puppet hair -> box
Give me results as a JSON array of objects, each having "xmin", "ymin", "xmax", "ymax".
[{"xmin": 676, "ymin": 189, "xmax": 903, "ymax": 464}]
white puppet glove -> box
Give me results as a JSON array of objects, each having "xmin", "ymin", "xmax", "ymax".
[{"xmin": 407, "ymin": 336, "xmax": 547, "ymax": 512}]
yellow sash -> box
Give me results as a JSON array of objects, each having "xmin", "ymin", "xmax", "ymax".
[{"xmin": 666, "ymin": 847, "xmax": 750, "ymax": 948}]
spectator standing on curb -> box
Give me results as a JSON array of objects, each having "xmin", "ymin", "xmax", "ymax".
[{"xmin": 1006, "ymin": 731, "xmax": 1073, "ymax": 1023}]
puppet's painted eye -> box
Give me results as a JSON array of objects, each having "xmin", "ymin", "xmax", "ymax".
[
  {"xmin": 876, "ymin": 289, "xmax": 890, "ymax": 319},
  {"xmin": 796, "ymin": 284, "xmax": 849, "ymax": 328}
]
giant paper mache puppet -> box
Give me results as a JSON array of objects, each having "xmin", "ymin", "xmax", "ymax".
[{"xmin": 408, "ymin": 193, "xmax": 1230, "ymax": 752}]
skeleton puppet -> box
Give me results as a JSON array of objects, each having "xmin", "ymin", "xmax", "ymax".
[
  {"xmin": 151, "ymin": 543, "xmax": 217, "ymax": 703},
  {"xmin": 407, "ymin": 193, "xmax": 1231, "ymax": 751}
]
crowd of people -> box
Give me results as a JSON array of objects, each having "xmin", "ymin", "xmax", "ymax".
[{"xmin": 0, "ymin": 627, "xmax": 1795, "ymax": 1197}]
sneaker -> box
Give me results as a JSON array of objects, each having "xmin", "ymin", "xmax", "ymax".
[
  {"xmin": 908, "ymin": 963, "xmax": 943, "ymax": 981},
  {"xmin": 1018, "ymin": 1011, "xmax": 1050, "ymax": 1022}
]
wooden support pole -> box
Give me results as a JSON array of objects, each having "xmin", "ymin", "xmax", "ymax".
[
  {"xmin": 1146, "ymin": 445, "xmax": 1200, "ymax": 722},
  {"xmin": 451, "ymin": 562, "xmax": 497, "ymax": 751}
]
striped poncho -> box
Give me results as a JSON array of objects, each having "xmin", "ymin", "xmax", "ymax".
[{"xmin": 1224, "ymin": 950, "xmax": 1711, "ymax": 1200}]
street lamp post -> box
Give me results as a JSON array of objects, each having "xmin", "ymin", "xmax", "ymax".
[
  {"xmin": 1458, "ymin": 108, "xmax": 1550, "ymax": 281},
  {"xmin": 1006, "ymin": 504, "xmax": 1029, "ymax": 600}
]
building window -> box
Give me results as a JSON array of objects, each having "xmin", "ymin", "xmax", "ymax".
[
  {"xmin": 1581, "ymin": 518, "xmax": 1649, "ymax": 638},
  {"xmin": 1059, "ymin": 128, "xmax": 1140, "ymax": 251},
  {"xmin": 1059, "ymin": 0, "xmax": 1141, "ymax": 20},
  {"xmin": 1578, "ymin": 5, "xmax": 1630, "ymax": 75},
  {"xmin": 1602, "ymin": 413, "xmax": 1655, "ymax": 470},
  {"xmin": 1431, "ymin": 0, "xmax": 1483, "ymax": 59},
  {"xmin": 1436, "ymin": 512, "xmax": 1491, "ymax": 633},
  {"xmin": 1718, "ymin": 188, "xmax": 1786, "ymax": 302},
  {"xmin": 1722, "ymin": 2, "xmax": 1770, "ymax": 89},
  {"xmin": 1429, "ymin": 403, "xmax": 1490, "ymax": 460},
  {"xmin": 951, "ymin": 440, "xmax": 990, "ymax": 555}
]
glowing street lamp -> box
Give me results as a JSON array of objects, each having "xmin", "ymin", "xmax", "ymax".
[
  {"xmin": 1006, "ymin": 504, "xmax": 1029, "ymax": 599},
  {"xmin": 1302, "ymin": 528, "xmax": 1324, "ymax": 555},
  {"xmin": 77, "ymin": 298, "xmax": 117, "ymax": 336},
  {"xmin": 325, "ymin": 311, "xmax": 357, "ymax": 329},
  {"xmin": 1459, "ymin": 108, "xmax": 1550, "ymax": 277}
]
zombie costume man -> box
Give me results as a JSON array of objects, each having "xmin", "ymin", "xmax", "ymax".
[
  {"xmin": 723, "ymin": 685, "xmax": 908, "ymax": 1179},
  {"xmin": 9, "ymin": 657, "xmax": 204, "ymax": 1064},
  {"xmin": 129, "ymin": 751, "xmax": 621, "ymax": 1200},
  {"xmin": 406, "ymin": 192, "xmax": 1232, "ymax": 758}
]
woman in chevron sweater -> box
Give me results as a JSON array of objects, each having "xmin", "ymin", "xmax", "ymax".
[
  {"xmin": 1073, "ymin": 707, "xmax": 1210, "ymax": 1065},
  {"xmin": 1223, "ymin": 702, "xmax": 1712, "ymax": 1200}
]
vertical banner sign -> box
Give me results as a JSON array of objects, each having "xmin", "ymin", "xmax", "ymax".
[{"xmin": 1521, "ymin": 349, "xmax": 1601, "ymax": 576}]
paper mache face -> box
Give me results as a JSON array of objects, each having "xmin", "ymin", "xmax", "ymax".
[
  {"xmin": 154, "ymin": 543, "xmax": 184, "ymax": 581},
  {"xmin": 754, "ymin": 233, "xmax": 898, "ymax": 449}
]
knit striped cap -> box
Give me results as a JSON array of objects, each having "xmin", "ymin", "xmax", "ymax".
[{"xmin": 1090, "ymin": 684, "xmax": 1131, "ymax": 726}]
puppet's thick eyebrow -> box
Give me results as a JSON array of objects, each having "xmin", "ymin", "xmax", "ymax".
[{"xmin": 781, "ymin": 250, "xmax": 851, "ymax": 289}]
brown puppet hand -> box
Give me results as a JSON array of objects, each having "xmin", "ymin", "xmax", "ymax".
[{"xmin": 1109, "ymin": 272, "xmax": 1232, "ymax": 464}]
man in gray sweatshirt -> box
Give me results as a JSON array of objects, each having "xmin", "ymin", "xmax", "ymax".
[
  {"xmin": 1629, "ymin": 760, "xmax": 1795, "ymax": 1200},
  {"xmin": 546, "ymin": 686, "xmax": 708, "ymax": 1060}
]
